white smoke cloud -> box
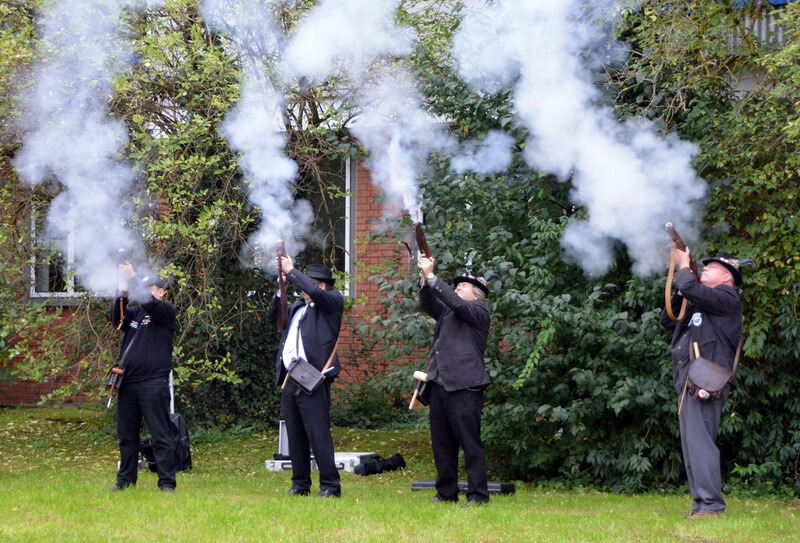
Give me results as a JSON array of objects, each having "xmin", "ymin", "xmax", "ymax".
[
  {"xmin": 350, "ymin": 70, "xmax": 454, "ymax": 222},
  {"xmin": 285, "ymin": 0, "xmax": 447, "ymax": 221},
  {"xmin": 283, "ymin": 0, "xmax": 413, "ymax": 83},
  {"xmin": 13, "ymin": 1, "xmax": 161, "ymax": 296},
  {"xmin": 200, "ymin": 0, "xmax": 312, "ymax": 259},
  {"xmin": 453, "ymin": 0, "xmax": 706, "ymax": 276},
  {"xmin": 450, "ymin": 130, "xmax": 515, "ymax": 175}
]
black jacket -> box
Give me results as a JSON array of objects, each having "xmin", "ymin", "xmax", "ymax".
[
  {"xmin": 419, "ymin": 278, "xmax": 491, "ymax": 391},
  {"xmin": 661, "ymin": 267, "xmax": 743, "ymax": 393},
  {"xmin": 110, "ymin": 291, "xmax": 176, "ymax": 386},
  {"xmin": 267, "ymin": 268, "xmax": 343, "ymax": 387}
]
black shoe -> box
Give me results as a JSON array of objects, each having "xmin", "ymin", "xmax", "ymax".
[
  {"xmin": 430, "ymin": 494, "xmax": 458, "ymax": 503},
  {"xmin": 111, "ymin": 483, "xmax": 132, "ymax": 492},
  {"xmin": 160, "ymin": 485, "xmax": 176, "ymax": 493},
  {"xmin": 287, "ymin": 487, "xmax": 310, "ymax": 496},
  {"xmin": 460, "ymin": 498, "xmax": 488, "ymax": 508},
  {"xmin": 315, "ymin": 488, "xmax": 341, "ymax": 498}
]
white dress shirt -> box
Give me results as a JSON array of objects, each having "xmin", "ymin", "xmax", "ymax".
[{"xmin": 282, "ymin": 302, "xmax": 313, "ymax": 369}]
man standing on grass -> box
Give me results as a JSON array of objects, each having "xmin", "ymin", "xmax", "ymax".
[
  {"xmin": 417, "ymin": 255, "xmax": 491, "ymax": 506},
  {"xmin": 268, "ymin": 253, "xmax": 343, "ymax": 498},
  {"xmin": 111, "ymin": 263, "xmax": 177, "ymax": 493},
  {"xmin": 661, "ymin": 247, "xmax": 750, "ymax": 518}
]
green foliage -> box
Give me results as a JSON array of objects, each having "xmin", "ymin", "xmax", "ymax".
[
  {"xmin": 350, "ymin": 0, "xmax": 800, "ymax": 494},
  {"xmin": 331, "ymin": 375, "xmax": 423, "ymax": 430}
]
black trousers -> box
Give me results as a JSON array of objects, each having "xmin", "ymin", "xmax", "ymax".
[
  {"xmin": 429, "ymin": 383, "xmax": 488, "ymax": 502},
  {"xmin": 116, "ymin": 376, "xmax": 176, "ymax": 489},
  {"xmin": 281, "ymin": 380, "xmax": 340, "ymax": 492}
]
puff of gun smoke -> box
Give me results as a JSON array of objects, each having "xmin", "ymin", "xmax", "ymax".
[{"xmin": 354, "ymin": 454, "xmax": 406, "ymax": 476}]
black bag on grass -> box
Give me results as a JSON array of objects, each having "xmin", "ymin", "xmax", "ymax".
[
  {"xmin": 139, "ymin": 414, "xmax": 192, "ymax": 472},
  {"xmin": 139, "ymin": 371, "xmax": 192, "ymax": 472}
]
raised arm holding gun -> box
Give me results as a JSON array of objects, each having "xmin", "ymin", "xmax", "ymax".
[{"xmin": 664, "ymin": 222, "xmax": 699, "ymax": 321}]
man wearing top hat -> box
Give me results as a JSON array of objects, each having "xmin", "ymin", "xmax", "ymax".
[
  {"xmin": 268, "ymin": 253, "xmax": 343, "ymax": 498},
  {"xmin": 110, "ymin": 262, "xmax": 177, "ymax": 492},
  {"xmin": 417, "ymin": 255, "xmax": 491, "ymax": 506},
  {"xmin": 661, "ymin": 248, "xmax": 753, "ymax": 518}
]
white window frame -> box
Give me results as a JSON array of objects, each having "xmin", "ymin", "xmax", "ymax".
[
  {"xmin": 342, "ymin": 156, "xmax": 353, "ymax": 297},
  {"xmin": 28, "ymin": 208, "xmax": 84, "ymax": 300}
]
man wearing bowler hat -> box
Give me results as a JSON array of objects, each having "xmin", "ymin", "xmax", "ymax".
[
  {"xmin": 111, "ymin": 263, "xmax": 177, "ymax": 492},
  {"xmin": 417, "ymin": 255, "xmax": 491, "ymax": 506},
  {"xmin": 268, "ymin": 253, "xmax": 343, "ymax": 498},
  {"xmin": 661, "ymin": 248, "xmax": 754, "ymax": 518}
]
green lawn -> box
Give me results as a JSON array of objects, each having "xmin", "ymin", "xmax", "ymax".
[{"xmin": 0, "ymin": 407, "xmax": 797, "ymax": 542}]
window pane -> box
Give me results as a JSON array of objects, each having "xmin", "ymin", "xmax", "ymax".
[{"xmin": 295, "ymin": 157, "xmax": 348, "ymax": 274}]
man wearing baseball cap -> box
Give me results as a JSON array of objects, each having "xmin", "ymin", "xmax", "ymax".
[
  {"xmin": 661, "ymin": 247, "xmax": 754, "ymax": 518},
  {"xmin": 417, "ymin": 255, "xmax": 491, "ymax": 506},
  {"xmin": 110, "ymin": 262, "xmax": 177, "ymax": 493}
]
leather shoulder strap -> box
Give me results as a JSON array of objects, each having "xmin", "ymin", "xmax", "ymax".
[
  {"xmin": 730, "ymin": 334, "xmax": 745, "ymax": 378},
  {"xmin": 321, "ymin": 336, "xmax": 340, "ymax": 373}
]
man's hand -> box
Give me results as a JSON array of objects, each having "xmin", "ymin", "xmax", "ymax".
[
  {"xmin": 672, "ymin": 244, "xmax": 691, "ymax": 270},
  {"xmin": 117, "ymin": 261, "xmax": 134, "ymax": 293},
  {"xmin": 418, "ymin": 256, "xmax": 435, "ymax": 278},
  {"xmin": 279, "ymin": 253, "xmax": 294, "ymax": 275},
  {"xmin": 119, "ymin": 261, "xmax": 135, "ymax": 279}
]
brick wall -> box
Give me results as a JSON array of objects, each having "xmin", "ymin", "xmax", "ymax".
[
  {"xmin": 336, "ymin": 160, "xmax": 418, "ymax": 381},
  {"xmin": 0, "ymin": 308, "xmax": 91, "ymax": 406}
]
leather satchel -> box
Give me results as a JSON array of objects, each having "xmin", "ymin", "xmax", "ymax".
[
  {"xmin": 284, "ymin": 336, "xmax": 340, "ymax": 395},
  {"xmin": 686, "ymin": 336, "xmax": 744, "ymax": 399},
  {"xmin": 287, "ymin": 357, "xmax": 325, "ymax": 395}
]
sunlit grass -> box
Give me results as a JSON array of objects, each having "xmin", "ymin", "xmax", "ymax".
[{"xmin": 0, "ymin": 407, "xmax": 797, "ymax": 542}]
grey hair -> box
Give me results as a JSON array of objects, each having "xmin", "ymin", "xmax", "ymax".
[{"xmin": 471, "ymin": 277, "xmax": 487, "ymax": 300}]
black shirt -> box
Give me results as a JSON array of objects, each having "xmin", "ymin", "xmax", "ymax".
[{"xmin": 110, "ymin": 294, "xmax": 176, "ymax": 385}]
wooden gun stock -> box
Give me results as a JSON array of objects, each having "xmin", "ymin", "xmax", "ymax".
[
  {"xmin": 664, "ymin": 222, "xmax": 696, "ymax": 320},
  {"xmin": 665, "ymin": 222, "xmax": 699, "ymax": 280},
  {"xmin": 276, "ymin": 242, "xmax": 289, "ymax": 332},
  {"xmin": 414, "ymin": 223, "xmax": 431, "ymax": 258}
]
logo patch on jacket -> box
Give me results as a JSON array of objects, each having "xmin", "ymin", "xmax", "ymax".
[
  {"xmin": 130, "ymin": 315, "xmax": 151, "ymax": 329},
  {"xmin": 690, "ymin": 312, "xmax": 703, "ymax": 327}
]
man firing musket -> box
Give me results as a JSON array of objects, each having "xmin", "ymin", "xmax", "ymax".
[
  {"xmin": 416, "ymin": 232, "xmax": 492, "ymax": 506},
  {"xmin": 660, "ymin": 222, "xmax": 754, "ymax": 518},
  {"xmin": 109, "ymin": 262, "xmax": 177, "ymax": 493}
]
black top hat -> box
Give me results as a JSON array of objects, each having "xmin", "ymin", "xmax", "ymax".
[
  {"xmin": 305, "ymin": 264, "xmax": 335, "ymax": 286},
  {"xmin": 701, "ymin": 253, "xmax": 756, "ymax": 287},
  {"xmin": 453, "ymin": 273, "xmax": 489, "ymax": 295},
  {"xmin": 141, "ymin": 275, "xmax": 167, "ymax": 289}
]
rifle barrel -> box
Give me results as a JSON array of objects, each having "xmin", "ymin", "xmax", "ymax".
[
  {"xmin": 665, "ymin": 222, "xmax": 687, "ymax": 251},
  {"xmin": 276, "ymin": 242, "xmax": 289, "ymax": 332}
]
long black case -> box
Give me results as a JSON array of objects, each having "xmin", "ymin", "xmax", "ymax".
[{"xmin": 411, "ymin": 480, "xmax": 516, "ymax": 495}]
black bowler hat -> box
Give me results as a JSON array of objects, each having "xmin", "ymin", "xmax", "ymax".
[
  {"xmin": 141, "ymin": 275, "xmax": 167, "ymax": 289},
  {"xmin": 453, "ymin": 272, "xmax": 489, "ymax": 295},
  {"xmin": 305, "ymin": 264, "xmax": 335, "ymax": 286},
  {"xmin": 702, "ymin": 253, "xmax": 756, "ymax": 287}
]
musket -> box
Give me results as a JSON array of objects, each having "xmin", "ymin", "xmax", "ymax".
[
  {"xmin": 664, "ymin": 222, "xmax": 697, "ymax": 321},
  {"xmin": 106, "ymin": 366, "xmax": 125, "ymax": 409},
  {"xmin": 414, "ymin": 223, "xmax": 431, "ymax": 258},
  {"xmin": 665, "ymin": 222, "xmax": 699, "ymax": 280},
  {"xmin": 276, "ymin": 242, "xmax": 289, "ymax": 332}
]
